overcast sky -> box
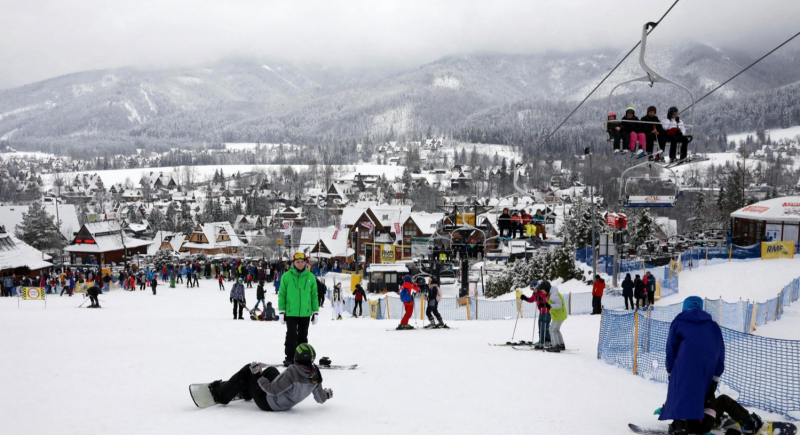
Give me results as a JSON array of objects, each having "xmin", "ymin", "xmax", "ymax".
[{"xmin": 1, "ymin": 0, "xmax": 798, "ymax": 90}]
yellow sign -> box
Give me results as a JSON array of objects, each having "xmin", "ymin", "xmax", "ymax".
[
  {"xmin": 276, "ymin": 239, "xmax": 282, "ymax": 245},
  {"xmin": 369, "ymin": 300, "xmax": 380, "ymax": 319},
  {"xmin": 456, "ymin": 213, "xmax": 476, "ymax": 226},
  {"xmin": 21, "ymin": 287, "xmax": 45, "ymax": 300},
  {"xmin": 380, "ymin": 245, "xmax": 395, "ymax": 263},
  {"xmin": 101, "ymin": 268, "xmax": 111, "ymax": 276},
  {"xmin": 761, "ymin": 241, "xmax": 795, "ymax": 260},
  {"xmin": 75, "ymin": 282, "xmax": 90, "ymax": 293}
]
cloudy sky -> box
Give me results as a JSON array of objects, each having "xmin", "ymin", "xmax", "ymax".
[{"xmin": 1, "ymin": 0, "xmax": 798, "ymax": 90}]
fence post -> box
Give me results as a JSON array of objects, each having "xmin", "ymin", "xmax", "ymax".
[
  {"xmin": 568, "ymin": 292, "xmax": 572, "ymax": 315},
  {"xmin": 729, "ymin": 244, "xmax": 733, "ymax": 262},
  {"xmin": 465, "ymin": 297, "xmax": 471, "ymax": 320},
  {"xmin": 750, "ymin": 302, "xmax": 758, "ymax": 332},
  {"xmin": 475, "ymin": 296, "xmax": 479, "ymax": 320},
  {"xmin": 706, "ymin": 247, "xmax": 708, "ymax": 266},
  {"xmin": 633, "ymin": 310, "xmax": 639, "ymax": 375},
  {"xmin": 420, "ymin": 294, "xmax": 425, "ymax": 320},
  {"xmin": 385, "ymin": 296, "xmax": 391, "ymax": 319}
]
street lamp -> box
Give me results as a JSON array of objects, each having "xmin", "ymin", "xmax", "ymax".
[{"xmin": 585, "ymin": 147, "xmax": 596, "ymax": 279}]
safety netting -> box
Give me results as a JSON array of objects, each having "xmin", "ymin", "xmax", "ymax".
[{"xmin": 598, "ymin": 308, "xmax": 800, "ymax": 419}]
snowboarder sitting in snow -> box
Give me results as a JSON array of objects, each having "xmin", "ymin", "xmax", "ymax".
[
  {"xmin": 251, "ymin": 302, "xmax": 280, "ymax": 321},
  {"xmin": 396, "ymin": 275, "xmax": 418, "ymax": 330},
  {"xmin": 208, "ymin": 343, "xmax": 332, "ymax": 412},
  {"xmin": 660, "ymin": 296, "xmax": 725, "ymax": 435},
  {"xmin": 655, "ymin": 392, "xmax": 763, "ymax": 435}
]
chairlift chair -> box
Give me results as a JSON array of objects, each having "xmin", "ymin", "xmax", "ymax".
[{"xmin": 619, "ymin": 160, "xmax": 681, "ymax": 208}]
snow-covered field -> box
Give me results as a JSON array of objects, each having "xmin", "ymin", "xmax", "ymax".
[
  {"xmin": 4, "ymin": 258, "xmax": 798, "ymax": 434},
  {"xmin": 728, "ymin": 126, "xmax": 800, "ymax": 146}
]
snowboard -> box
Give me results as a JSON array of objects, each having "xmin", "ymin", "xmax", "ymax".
[
  {"xmin": 189, "ymin": 383, "xmax": 243, "ymax": 408},
  {"xmin": 386, "ymin": 327, "xmax": 457, "ymax": 331},
  {"xmin": 262, "ymin": 363, "xmax": 358, "ymax": 370},
  {"xmin": 628, "ymin": 421, "xmax": 797, "ymax": 435}
]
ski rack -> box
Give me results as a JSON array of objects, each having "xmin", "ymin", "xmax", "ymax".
[{"xmin": 611, "ymin": 22, "xmax": 695, "ymax": 208}]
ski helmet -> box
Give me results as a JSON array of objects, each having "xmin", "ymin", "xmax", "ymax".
[
  {"xmin": 625, "ymin": 107, "xmax": 635, "ymax": 114},
  {"xmin": 294, "ymin": 343, "xmax": 316, "ymax": 365},
  {"xmin": 538, "ymin": 280, "xmax": 552, "ymax": 293},
  {"xmin": 667, "ymin": 107, "xmax": 679, "ymax": 117},
  {"xmin": 530, "ymin": 280, "xmax": 539, "ymax": 289},
  {"xmin": 608, "ymin": 111, "xmax": 616, "ymax": 117}
]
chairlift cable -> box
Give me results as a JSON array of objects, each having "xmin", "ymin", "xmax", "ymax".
[{"xmin": 680, "ymin": 29, "xmax": 800, "ymax": 114}]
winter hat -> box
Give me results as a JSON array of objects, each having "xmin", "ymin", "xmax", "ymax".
[
  {"xmin": 647, "ymin": 106, "xmax": 657, "ymax": 114},
  {"xmin": 682, "ymin": 296, "xmax": 703, "ymax": 312},
  {"xmin": 403, "ymin": 275, "xmax": 412, "ymax": 283},
  {"xmin": 538, "ymin": 281, "xmax": 551, "ymax": 293},
  {"xmin": 668, "ymin": 106, "xmax": 679, "ymax": 116},
  {"xmin": 238, "ymin": 278, "xmax": 243, "ymax": 283},
  {"xmin": 530, "ymin": 280, "xmax": 539, "ymax": 289},
  {"xmin": 608, "ymin": 111, "xmax": 617, "ymax": 117},
  {"xmin": 625, "ymin": 107, "xmax": 635, "ymax": 114}
]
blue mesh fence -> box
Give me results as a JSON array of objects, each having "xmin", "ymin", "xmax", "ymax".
[{"xmin": 598, "ymin": 309, "xmax": 800, "ymax": 419}]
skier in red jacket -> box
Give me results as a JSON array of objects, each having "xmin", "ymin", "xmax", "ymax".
[
  {"xmin": 591, "ymin": 275, "xmax": 605, "ymax": 315},
  {"xmin": 397, "ymin": 275, "xmax": 419, "ymax": 330}
]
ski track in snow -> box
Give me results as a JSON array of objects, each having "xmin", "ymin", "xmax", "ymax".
[{"xmin": 262, "ymin": 64, "xmax": 299, "ymax": 90}]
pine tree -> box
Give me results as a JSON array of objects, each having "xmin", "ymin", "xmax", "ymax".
[
  {"xmin": 149, "ymin": 206, "xmax": 166, "ymax": 232},
  {"xmin": 165, "ymin": 203, "xmax": 178, "ymax": 231},
  {"xmin": 179, "ymin": 202, "xmax": 195, "ymax": 233},
  {"xmin": 401, "ymin": 167, "xmax": 413, "ymax": 197},
  {"xmin": 14, "ymin": 202, "xmax": 66, "ymax": 251},
  {"xmin": 627, "ymin": 209, "xmax": 656, "ymax": 247}
]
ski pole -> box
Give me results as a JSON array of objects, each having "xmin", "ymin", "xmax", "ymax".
[{"xmin": 531, "ymin": 307, "xmax": 538, "ymax": 345}]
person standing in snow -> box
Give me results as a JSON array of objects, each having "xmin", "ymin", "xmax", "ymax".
[
  {"xmin": 659, "ymin": 296, "xmax": 725, "ymax": 435},
  {"xmin": 278, "ymin": 253, "xmax": 319, "ymax": 367},
  {"xmin": 396, "ymin": 275, "xmax": 418, "ymax": 330},
  {"xmin": 230, "ymin": 278, "xmax": 246, "ymax": 320},
  {"xmin": 331, "ymin": 282, "xmax": 344, "ymax": 320},
  {"xmin": 634, "ymin": 274, "xmax": 645, "ymax": 309},
  {"xmin": 645, "ymin": 271, "xmax": 657, "ymax": 306},
  {"xmin": 424, "ymin": 278, "xmax": 447, "ymax": 328},
  {"xmin": 218, "ymin": 273, "xmax": 225, "ymax": 291},
  {"xmin": 253, "ymin": 280, "xmax": 266, "ymax": 312},
  {"xmin": 621, "ymin": 273, "xmax": 635, "ymax": 310},
  {"xmin": 591, "ymin": 275, "xmax": 605, "ymax": 315},
  {"xmin": 207, "ymin": 343, "xmax": 332, "ymax": 411},
  {"xmin": 521, "ymin": 281, "xmax": 551, "ymax": 349},
  {"xmin": 151, "ymin": 274, "xmax": 158, "ymax": 295},
  {"xmin": 352, "ymin": 283, "xmax": 367, "ymax": 318},
  {"xmin": 316, "ymin": 277, "xmax": 327, "ymax": 308},
  {"xmin": 540, "ymin": 281, "xmax": 567, "ymax": 352}
]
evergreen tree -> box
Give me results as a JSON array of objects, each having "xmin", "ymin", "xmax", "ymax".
[
  {"xmin": 179, "ymin": 202, "xmax": 195, "ymax": 233},
  {"xmin": 401, "ymin": 167, "xmax": 413, "ymax": 198},
  {"xmin": 14, "ymin": 202, "xmax": 66, "ymax": 252},
  {"xmin": 165, "ymin": 203, "xmax": 178, "ymax": 231},
  {"xmin": 627, "ymin": 209, "xmax": 656, "ymax": 247},
  {"xmin": 149, "ymin": 206, "xmax": 166, "ymax": 233}
]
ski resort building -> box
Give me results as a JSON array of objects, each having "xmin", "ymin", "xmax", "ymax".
[
  {"xmin": 0, "ymin": 225, "xmax": 53, "ymax": 278},
  {"xmin": 731, "ymin": 196, "xmax": 800, "ymax": 246},
  {"xmin": 63, "ymin": 222, "xmax": 152, "ymax": 265},
  {"xmin": 180, "ymin": 222, "xmax": 240, "ymax": 255}
]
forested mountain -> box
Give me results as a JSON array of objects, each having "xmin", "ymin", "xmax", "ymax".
[{"xmin": 1, "ymin": 42, "xmax": 799, "ymax": 158}]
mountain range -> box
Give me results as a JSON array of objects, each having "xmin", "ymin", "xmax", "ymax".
[{"xmin": 2, "ymin": 42, "xmax": 800, "ymax": 156}]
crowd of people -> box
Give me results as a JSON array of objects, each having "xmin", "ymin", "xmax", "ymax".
[
  {"xmin": 497, "ymin": 207, "xmax": 549, "ymax": 241},
  {"xmin": 1, "ymin": 266, "xmax": 112, "ymax": 298},
  {"xmin": 620, "ymin": 271, "xmax": 658, "ymax": 310}
]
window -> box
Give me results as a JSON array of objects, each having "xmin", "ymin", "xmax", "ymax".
[
  {"xmin": 360, "ymin": 243, "xmax": 365, "ymax": 253},
  {"xmin": 386, "ymin": 274, "xmax": 397, "ymax": 284},
  {"xmin": 360, "ymin": 231, "xmax": 370, "ymax": 239}
]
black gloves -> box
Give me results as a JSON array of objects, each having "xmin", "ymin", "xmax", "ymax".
[
  {"xmin": 520, "ymin": 295, "xmax": 528, "ymax": 301},
  {"xmin": 230, "ymin": 298, "xmax": 233, "ymax": 303},
  {"xmin": 545, "ymin": 303, "xmax": 551, "ymax": 309}
]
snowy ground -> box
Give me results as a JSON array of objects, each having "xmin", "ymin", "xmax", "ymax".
[
  {"xmin": 0, "ymin": 279, "xmax": 684, "ymax": 434},
  {"xmin": 728, "ymin": 126, "xmax": 800, "ymax": 146},
  {"xmin": 4, "ymin": 261, "xmax": 796, "ymax": 433}
]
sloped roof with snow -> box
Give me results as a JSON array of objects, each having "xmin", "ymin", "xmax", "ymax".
[
  {"xmin": 0, "ymin": 232, "xmax": 53, "ymax": 271},
  {"xmin": 405, "ymin": 213, "xmax": 444, "ymax": 235},
  {"xmin": 299, "ymin": 226, "xmax": 351, "ymax": 258}
]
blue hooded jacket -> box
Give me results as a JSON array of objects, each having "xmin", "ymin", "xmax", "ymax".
[{"xmin": 659, "ymin": 299, "xmax": 725, "ymax": 421}]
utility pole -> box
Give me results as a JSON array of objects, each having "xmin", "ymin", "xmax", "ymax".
[{"xmin": 586, "ymin": 147, "xmax": 597, "ymax": 279}]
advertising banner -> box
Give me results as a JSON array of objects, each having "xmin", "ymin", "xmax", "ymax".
[{"xmin": 761, "ymin": 241, "xmax": 795, "ymax": 260}]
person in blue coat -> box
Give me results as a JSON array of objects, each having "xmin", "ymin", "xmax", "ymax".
[{"xmin": 659, "ymin": 296, "xmax": 725, "ymax": 435}]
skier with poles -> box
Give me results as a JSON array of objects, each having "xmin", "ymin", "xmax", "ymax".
[
  {"xmin": 537, "ymin": 281, "xmax": 567, "ymax": 352},
  {"xmin": 331, "ymin": 282, "xmax": 344, "ymax": 320},
  {"xmin": 521, "ymin": 281, "xmax": 551, "ymax": 349},
  {"xmin": 396, "ymin": 275, "xmax": 418, "ymax": 330},
  {"xmin": 204, "ymin": 343, "xmax": 332, "ymax": 411},
  {"xmin": 424, "ymin": 277, "xmax": 447, "ymax": 329},
  {"xmin": 278, "ymin": 253, "xmax": 319, "ymax": 367}
]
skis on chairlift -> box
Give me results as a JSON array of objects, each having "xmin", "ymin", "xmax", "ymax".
[{"xmin": 664, "ymin": 155, "xmax": 709, "ymax": 169}]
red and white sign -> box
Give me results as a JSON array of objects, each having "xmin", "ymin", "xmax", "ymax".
[
  {"xmin": 361, "ymin": 221, "xmax": 373, "ymax": 232},
  {"xmin": 783, "ymin": 203, "xmax": 800, "ymax": 207},
  {"xmin": 742, "ymin": 206, "xmax": 770, "ymax": 214}
]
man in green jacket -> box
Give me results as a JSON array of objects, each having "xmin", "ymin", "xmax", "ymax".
[{"xmin": 278, "ymin": 252, "xmax": 319, "ymax": 366}]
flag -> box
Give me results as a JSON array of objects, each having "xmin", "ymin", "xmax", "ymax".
[
  {"xmin": 394, "ymin": 223, "xmax": 402, "ymax": 242},
  {"xmin": 21, "ymin": 287, "xmax": 45, "ymax": 300},
  {"xmin": 361, "ymin": 221, "xmax": 373, "ymax": 233},
  {"xmin": 283, "ymin": 221, "xmax": 292, "ymax": 236},
  {"xmin": 333, "ymin": 223, "xmax": 345, "ymax": 240}
]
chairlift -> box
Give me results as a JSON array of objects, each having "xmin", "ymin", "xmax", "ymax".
[
  {"xmin": 607, "ymin": 21, "xmax": 698, "ymax": 168},
  {"xmin": 620, "ymin": 161, "xmax": 681, "ymax": 208}
]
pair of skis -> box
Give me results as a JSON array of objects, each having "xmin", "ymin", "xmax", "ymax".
[{"xmin": 629, "ymin": 421, "xmax": 797, "ymax": 435}]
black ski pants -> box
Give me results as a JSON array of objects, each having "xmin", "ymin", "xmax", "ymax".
[
  {"xmin": 425, "ymin": 301, "xmax": 442, "ymax": 323},
  {"xmin": 318, "ymin": 293, "xmax": 325, "ymax": 308},
  {"xmin": 682, "ymin": 394, "xmax": 750, "ymax": 434},
  {"xmin": 89, "ymin": 293, "xmax": 100, "ymax": 307},
  {"xmin": 233, "ymin": 300, "xmax": 245, "ymax": 319},
  {"xmin": 665, "ymin": 135, "xmax": 689, "ymax": 160},
  {"xmin": 645, "ymin": 132, "xmax": 665, "ymax": 154},
  {"xmin": 609, "ymin": 130, "xmax": 623, "ymax": 151},
  {"xmin": 151, "ymin": 284, "xmax": 157, "ymax": 295},
  {"xmin": 219, "ymin": 364, "xmax": 279, "ymax": 411},
  {"xmin": 624, "ymin": 296, "xmax": 634, "ymax": 310},
  {"xmin": 648, "ymin": 291, "xmax": 655, "ymax": 306},
  {"xmin": 353, "ymin": 300, "xmax": 363, "ymax": 317},
  {"xmin": 591, "ymin": 295, "xmax": 602, "ymax": 315},
  {"xmin": 284, "ymin": 316, "xmax": 310, "ymax": 360}
]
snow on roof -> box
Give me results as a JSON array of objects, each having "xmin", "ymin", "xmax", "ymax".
[
  {"xmin": 0, "ymin": 232, "xmax": 53, "ymax": 271},
  {"xmin": 0, "ymin": 204, "xmax": 80, "ymax": 239},
  {"xmin": 299, "ymin": 226, "xmax": 351, "ymax": 258},
  {"xmin": 405, "ymin": 213, "xmax": 444, "ymax": 234},
  {"xmin": 181, "ymin": 221, "xmax": 241, "ymax": 251},
  {"xmin": 730, "ymin": 196, "xmax": 800, "ymax": 222}
]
